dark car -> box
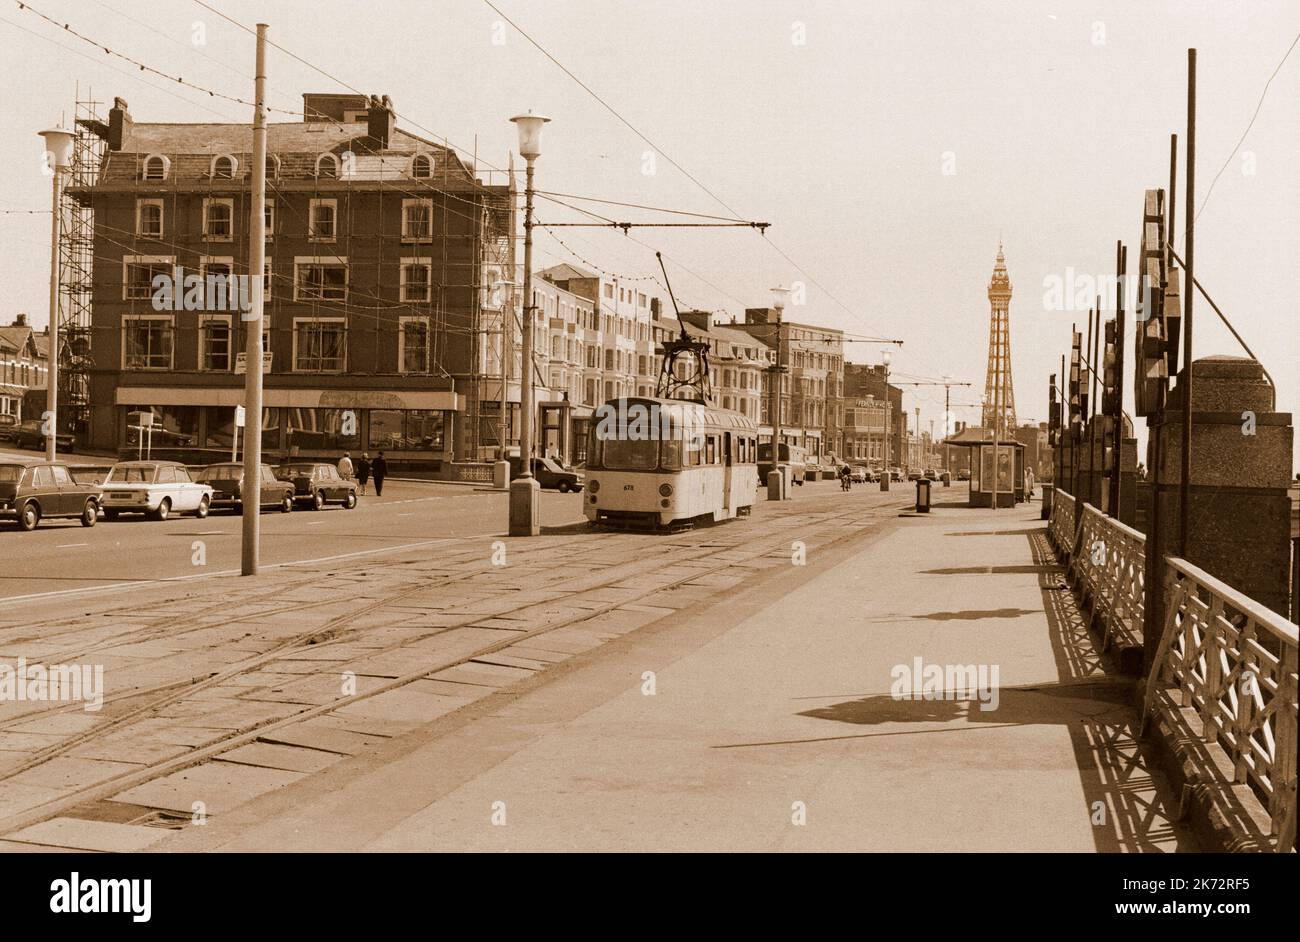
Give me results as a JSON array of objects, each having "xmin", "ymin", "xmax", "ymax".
[
  {"xmin": 11, "ymin": 419, "xmax": 74, "ymax": 453},
  {"xmin": 274, "ymin": 462, "xmax": 358, "ymax": 510},
  {"xmin": 906, "ymin": 470, "xmax": 923, "ymax": 481},
  {"xmin": 0, "ymin": 414, "xmax": 17, "ymax": 442},
  {"xmin": 196, "ymin": 462, "xmax": 295, "ymax": 513},
  {"xmin": 508, "ymin": 456, "xmax": 585, "ymax": 493},
  {"xmin": 0, "ymin": 459, "xmax": 102, "ymax": 531},
  {"xmin": 957, "ymin": 469, "xmax": 971, "ymax": 481}
]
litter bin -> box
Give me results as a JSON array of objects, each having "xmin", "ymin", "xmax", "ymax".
[
  {"xmin": 915, "ymin": 477, "xmax": 931, "ymax": 513},
  {"xmin": 941, "ymin": 471, "xmax": 951, "ymax": 488}
]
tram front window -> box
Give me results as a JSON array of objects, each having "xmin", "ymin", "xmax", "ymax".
[{"xmin": 599, "ymin": 439, "xmax": 659, "ymax": 471}]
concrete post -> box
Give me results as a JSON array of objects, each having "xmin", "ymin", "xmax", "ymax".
[{"xmin": 1152, "ymin": 356, "xmax": 1293, "ymax": 617}]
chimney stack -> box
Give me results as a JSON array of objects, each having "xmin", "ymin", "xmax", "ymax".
[
  {"xmin": 108, "ymin": 96, "xmax": 132, "ymax": 151},
  {"xmin": 367, "ymin": 94, "xmax": 396, "ymax": 150}
]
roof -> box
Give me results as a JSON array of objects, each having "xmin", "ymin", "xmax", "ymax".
[
  {"xmin": 96, "ymin": 122, "xmax": 479, "ymax": 187},
  {"xmin": 117, "ymin": 121, "xmax": 443, "ymax": 156},
  {"xmin": 539, "ymin": 263, "xmax": 596, "ymax": 282},
  {"xmin": 942, "ymin": 426, "xmax": 1026, "ymax": 448}
]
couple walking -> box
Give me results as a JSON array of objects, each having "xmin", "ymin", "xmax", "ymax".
[{"xmin": 337, "ymin": 450, "xmax": 388, "ymax": 496}]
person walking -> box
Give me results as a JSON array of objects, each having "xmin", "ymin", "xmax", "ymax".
[
  {"xmin": 1025, "ymin": 466, "xmax": 1036, "ymax": 500},
  {"xmin": 356, "ymin": 452, "xmax": 372, "ymax": 496},
  {"xmin": 372, "ymin": 450, "xmax": 388, "ymax": 497},
  {"xmin": 337, "ymin": 452, "xmax": 354, "ymax": 482}
]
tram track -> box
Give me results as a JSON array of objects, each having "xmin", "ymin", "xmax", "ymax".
[{"xmin": 0, "ymin": 495, "xmax": 905, "ymax": 837}]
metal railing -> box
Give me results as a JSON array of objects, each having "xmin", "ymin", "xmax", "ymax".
[
  {"xmin": 1072, "ymin": 503, "xmax": 1146, "ymax": 652},
  {"xmin": 1046, "ymin": 488, "xmax": 1298, "ymax": 850},
  {"xmin": 1047, "ymin": 487, "xmax": 1075, "ymax": 557},
  {"xmin": 1145, "ymin": 559, "xmax": 1298, "ymax": 851}
]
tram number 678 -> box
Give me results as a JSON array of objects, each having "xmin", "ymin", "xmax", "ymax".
[{"xmin": 624, "ymin": 484, "xmax": 634, "ymax": 490}]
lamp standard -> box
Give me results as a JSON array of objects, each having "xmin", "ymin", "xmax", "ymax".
[
  {"xmin": 38, "ymin": 126, "xmax": 75, "ymax": 462},
  {"xmin": 767, "ymin": 285, "xmax": 790, "ymax": 500},
  {"xmin": 508, "ymin": 112, "xmax": 549, "ymax": 536},
  {"xmin": 880, "ymin": 350, "xmax": 892, "ymax": 491}
]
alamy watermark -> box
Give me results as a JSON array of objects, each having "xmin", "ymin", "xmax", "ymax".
[
  {"xmin": 890, "ymin": 657, "xmax": 1000, "ymax": 712},
  {"xmin": 0, "ymin": 658, "xmax": 104, "ymax": 712},
  {"xmin": 150, "ymin": 265, "xmax": 255, "ymax": 316}
]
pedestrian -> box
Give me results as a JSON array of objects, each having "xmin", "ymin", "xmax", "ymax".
[
  {"xmin": 1025, "ymin": 466, "xmax": 1035, "ymax": 500},
  {"xmin": 372, "ymin": 450, "xmax": 388, "ymax": 497},
  {"xmin": 337, "ymin": 451, "xmax": 354, "ymax": 482},
  {"xmin": 356, "ymin": 452, "xmax": 371, "ymax": 496}
]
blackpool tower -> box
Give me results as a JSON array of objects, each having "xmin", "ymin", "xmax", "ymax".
[{"xmin": 981, "ymin": 244, "xmax": 1016, "ymax": 437}]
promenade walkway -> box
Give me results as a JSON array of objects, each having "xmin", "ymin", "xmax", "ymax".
[{"xmin": 147, "ymin": 491, "xmax": 1197, "ymax": 852}]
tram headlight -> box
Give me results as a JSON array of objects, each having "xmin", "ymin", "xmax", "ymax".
[
  {"xmin": 587, "ymin": 480, "xmax": 600, "ymax": 493},
  {"xmin": 658, "ymin": 483, "xmax": 673, "ymax": 497}
]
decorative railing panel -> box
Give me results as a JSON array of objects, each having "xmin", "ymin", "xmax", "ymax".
[
  {"xmin": 1044, "ymin": 490, "xmax": 1297, "ymax": 849},
  {"xmin": 1148, "ymin": 559, "xmax": 1298, "ymax": 850}
]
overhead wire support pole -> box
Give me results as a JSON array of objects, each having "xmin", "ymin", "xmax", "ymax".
[
  {"xmin": 241, "ymin": 22, "xmax": 268, "ymax": 576},
  {"xmin": 1180, "ymin": 48, "xmax": 1197, "ymax": 559}
]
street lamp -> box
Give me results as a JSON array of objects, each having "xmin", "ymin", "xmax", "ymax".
[
  {"xmin": 38, "ymin": 126, "xmax": 75, "ymax": 462},
  {"xmin": 508, "ymin": 111, "xmax": 549, "ymax": 536},
  {"xmin": 766, "ymin": 285, "xmax": 790, "ymax": 500},
  {"xmin": 880, "ymin": 349, "xmax": 892, "ymax": 491}
]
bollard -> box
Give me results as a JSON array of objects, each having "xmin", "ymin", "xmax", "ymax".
[
  {"xmin": 916, "ymin": 477, "xmax": 931, "ymax": 513},
  {"xmin": 767, "ymin": 468, "xmax": 786, "ymax": 501},
  {"xmin": 941, "ymin": 471, "xmax": 951, "ymax": 488}
]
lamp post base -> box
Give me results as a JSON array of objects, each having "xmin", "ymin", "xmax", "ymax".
[
  {"xmin": 880, "ymin": 476, "xmax": 890, "ymax": 492},
  {"xmin": 508, "ymin": 476, "xmax": 541, "ymax": 536}
]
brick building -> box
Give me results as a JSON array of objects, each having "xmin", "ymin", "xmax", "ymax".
[
  {"xmin": 843, "ymin": 363, "xmax": 904, "ymax": 467},
  {"xmin": 72, "ymin": 93, "xmax": 512, "ymax": 466},
  {"xmin": 735, "ymin": 309, "xmax": 843, "ymax": 462},
  {"xmin": 0, "ymin": 315, "xmax": 50, "ymax": 424}
]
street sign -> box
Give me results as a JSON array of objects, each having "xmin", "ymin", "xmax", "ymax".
[
  {"xmin": 235, "ymin": 405, "xmax": 246, "ymax": 428},
  {"xmin": 235, "ymin": 352, "xmax": 273, "ymax": 375}
]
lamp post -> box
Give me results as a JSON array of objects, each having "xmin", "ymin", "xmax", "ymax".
[
  {"xmin": 508, "ymin": 111, "xmax": 549, "ymax": 536},
  {"xmin": 38, "ymin": 126, "xmax": 75, "ymax": 462},
  {"xmin": 880, "ymin": 350, "xmax": 892, "ymax": 491},
  {"xmin": 767, "ymin": 285, "xmax": 790, "ymax": 500}
]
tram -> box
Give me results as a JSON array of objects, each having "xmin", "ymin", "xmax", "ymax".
[{"xmin": 583, "ymin": 396, "xmax": 759, "ymax": 530}]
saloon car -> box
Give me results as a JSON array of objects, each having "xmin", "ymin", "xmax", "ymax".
[
  {"xmin": 98, "ymin": 460, "xmax": 214, "ymax": 520},
  {"xmin": 508, "ymin": 456, "xmax": 585, "ymax": 493},
  {"xmin": 274, "ymin": 462, "xmax": 358, "ymax": 510},
  {"xmin": 195, "ymin": 462, "xmax": 295, "ymax": 513},
  {"xmin": 0, "ymin": 459, "xmax": 102, "ymax": 531},
  {"xmin": 9, "ymin": 419, "xmax": 74, "ymax": 453}
]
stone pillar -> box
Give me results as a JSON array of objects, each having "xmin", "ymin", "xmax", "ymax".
[{"xmin": 1152, "ymin": 356, "xmax": 1293, "ymax": 617}]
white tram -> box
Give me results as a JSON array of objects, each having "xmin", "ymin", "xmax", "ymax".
[{"xmin": 583, "ymin": 396, "xmax": 759, "ymax": 530}]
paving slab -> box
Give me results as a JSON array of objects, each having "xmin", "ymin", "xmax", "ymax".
[{"xmin": 6, "ymin": 816, "xmax": 169, "ymax": 852}]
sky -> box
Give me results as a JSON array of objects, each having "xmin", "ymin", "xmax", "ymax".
[{"xmin": 1, "ymin": 0, "xmax": 1296, "ymax": 465}]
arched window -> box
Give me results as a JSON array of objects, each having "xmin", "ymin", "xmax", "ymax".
[
  {"xmin": 411, "ymin": 154, "xmax": 432, "ymax": 178},
  {"xmin": 265, "ymin": 154, "xmax": 280, "ymax": 179},
  {"xmin": 316, "ymin": 153, "xmax": 339, "ymax": 178},
  {"xmin": 211, "ymin": 154, "xmax": 238, "ymax": 179},
  {"xmin": 142, "ymin": 154, "xmax": 170, "ymax": 181}
]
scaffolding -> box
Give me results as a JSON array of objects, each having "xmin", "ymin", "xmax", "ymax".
[{"xmin": 59, "ymin": 91, "xmax": 107, "ymax": 437}]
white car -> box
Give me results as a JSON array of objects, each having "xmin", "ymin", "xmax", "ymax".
[{"xmin": 99, "ymin": 460, "xmax": 213, "ymax": 520}]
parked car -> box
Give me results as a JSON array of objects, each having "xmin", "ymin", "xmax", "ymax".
[
  {"xmin": 957, "ymin": 469, "xmax": 971, "ymax": 481},
  {"xmin": 0, "ymin": 414, "xmax": 17, "ymax": 442},
  {"xmin": 508, "ymin": 456, "xmax": 585, "ymax": 493},
  {"xmin": 923, "ymin": 468, "xmax": 938, "ymax": 481},
  {"xmin": 906, "ymin": 470, "xmax": 922, "ymax": 481},
  {"xmin": 274, "ymin": 462, "xmax": 358, "ymax": 510},
  {"xmin": 889, "ymin": 468, "xmax": 903, "ymax": 482},
  {"xmin": 98, "ymin": 460, "xmax": 213, "ymax": 520},
  {"xmin": 196, "ymin": 462, "xmax": 295, "ymax": 513},
  {"xmin": 10, "ymin": 418, "xmax": 74, "ymax": 453},
  {"xmin": 0, "ymin": 459, "xmax": 102, "ymax": 531},
  {"xmin": 849, "ymin": 465, "xmax": 871, "ymax": 484}
]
